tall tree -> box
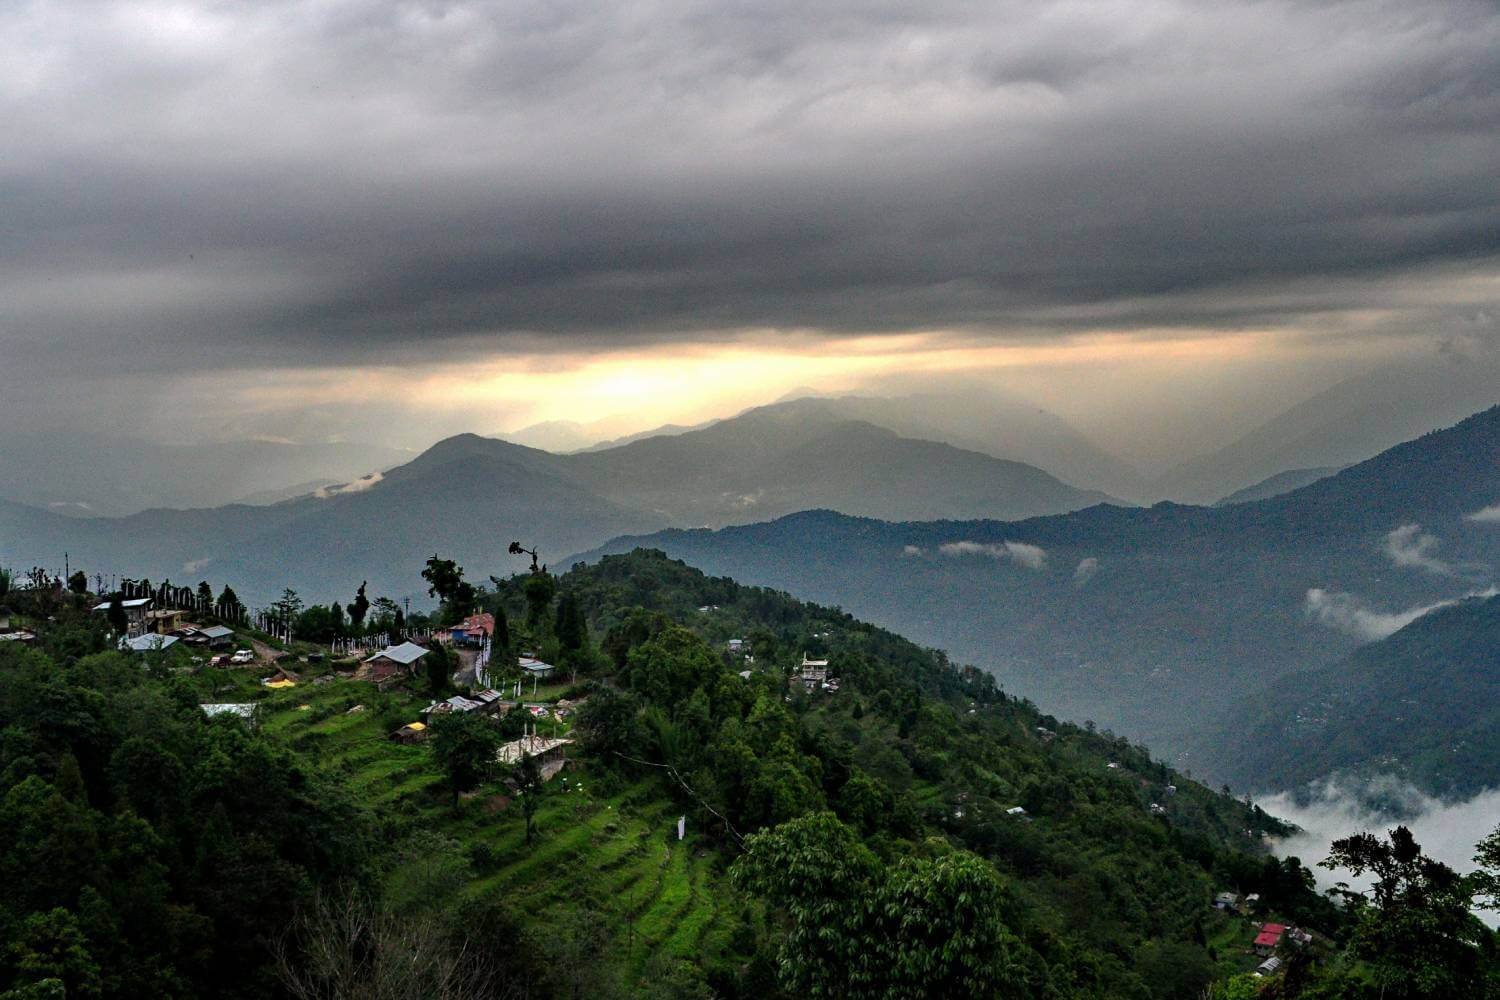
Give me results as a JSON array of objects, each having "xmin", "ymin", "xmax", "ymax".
[
  {"xmin": 1323, "ymin": 825, "xmax": 1493, "ymax": 998},
  {"xmin": 732, "ymin": 812, "xmax": 1027, "ymax": 998},
  {"xmin": 428, "ymin": 713, "xmax": 500, "ymax": 811},
  {"xmin": 106, "ymin": 594, "xmax": 128, "ymax": 636},
  {"xmin": 66, "ymin": 571, "xmax": 88, "ymax": 596},
  {"xmin": 426, "ymin": 644, "xmax": 455, "ymax": 696},
  {"xmin": 493, "ymin": 605, "xmax": 511, "ymax": 651},
  {"xmin": 349, "ymin": 582, "xmax": 370, "ymax": 631},
  {"xmin": 513, "ymin": 751, "xmax": 544, "ymax": 847},
  {"xmin": 554, "ymin": 591, "xmax": 586, "ymax": 652},
  {"xmin": 422, "ymin": 555, "xmax": 464, "ymax": 604},
  {"xmin": 197, "ymin": 580, "xmax": 213, "ymax": 608},
  {"xmin": 216, "ymin": 584, "xmax": 242, "ymax": 618},
  {"xmin": 522, "ymin": 573, "xmax": 556, "ymax": 633},
  {"xmin": 272, "ymin": 589, "xmax": 303, "ymax": 637}
]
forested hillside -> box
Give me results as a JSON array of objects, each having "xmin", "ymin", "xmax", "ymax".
[
  {"xmin": 1211, "ymin": 593, "xmax": 1500, "ymax": 797},
  {"xmin": 574, "ymin": 406, "xmax": 1500, "ymax": 786},
  {"xmin": 6, "ymin": 548, "xmax": 1419, "ymax": 999}
]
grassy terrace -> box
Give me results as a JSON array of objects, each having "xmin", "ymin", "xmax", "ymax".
[{"xmin": 235, "ymin": 671, "xmax": 751, "ymax": 985}]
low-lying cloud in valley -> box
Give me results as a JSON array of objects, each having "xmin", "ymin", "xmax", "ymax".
[
  {"xmin": 1073, "ymin": 557, "xmax": 1099, "ymax": 587},
  {"xmin": 1467, "ymin": 503, "xmax": 1500, "ymax": 523},
  {"xmin": 1302, "ymin": 586, "xmax": 1498, "ymax": 641},
  {"xmin": 1262, "ymin": 776, "xmax": 1500, "ymax": 927},
  {"xmin": 939, "ymin": 540, "xmax": 1048, "ymax": 570},
  {"xmin": 1383, "ymin": 523, "xmax": 1452, "ymax": 575}
]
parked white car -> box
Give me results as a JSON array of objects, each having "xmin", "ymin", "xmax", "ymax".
[{"xmin": 230, "ymin": 649, "xmax": 255, "ymax": 664}]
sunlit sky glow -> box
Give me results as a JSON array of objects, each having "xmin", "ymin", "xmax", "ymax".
[{"xmin": 2, "ymin": 0, "xmax": 1498, "ymax": 467}]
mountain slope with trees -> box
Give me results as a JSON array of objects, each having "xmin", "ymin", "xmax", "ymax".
[
  {"xmin": 572, "ymin": 406, "xmax": 1500, "ymax": 788},
  {"xmin": 1208, "ymin": 593, "xmax": 1500, "ymax": 797},
  {"xmin": 1, "ymin": 548, "xmax": 1406, "ymax": 999}
]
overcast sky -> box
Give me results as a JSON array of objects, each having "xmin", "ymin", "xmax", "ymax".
[{"xmin": 3, "ymin": 0, "xmax": 1498, "ymax": 458}]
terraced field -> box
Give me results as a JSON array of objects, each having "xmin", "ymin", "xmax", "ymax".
[{"xmin": 246, "ymin": 674, "xmax": 751, "ymax": 984}]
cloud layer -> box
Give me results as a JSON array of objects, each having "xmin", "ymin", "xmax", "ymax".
[
  {"xmin": 3, "ymin": 0, "xmax": 1500, "ymax": 427},
  {"xmin": 1263, "ymin": 775, "xmax": 1500, "ymax": 927},
  {"xmin": 938, "ymin": 540, "xmax": 1048, "ymax": 569},
  {"xmin": 1304, "ymin": 585, "xmax": 1498, "ymax": 641}
]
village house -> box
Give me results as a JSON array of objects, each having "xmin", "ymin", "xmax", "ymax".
[
  {"xmin": 92, "ymin": 597, "xmax": 153, "ymax": 629},
  {"xmin": 421, "ymin": 689, "xmax": 504, "ymax": 719},
  {"xmin": 798, "ymin": 653, "xmax": 838, "ymax": 693},
  {"xmin": 448, "ymin": 612, "xmax": 494, "ymax": 647},
  {"xmin": 0, "ymin": 629, "xmax": 37, "ymax": 645},
  {"xmin": 1255, "ymin": 956, "xmax": 1282, "ymax": 978},
  {"xmin": 1254, "ymin": 923, "xmax": 1287, "ymax": 956},
  {"xmin": 145, "ymin": 608, "xmax": 189, "ymax": 634},
  {"xmin": 119, "ymin": 633, "xmax": 179, "ymax": 653},
  {"xmin": 390, "ymin": 721, "xmax": 428, "ymax": 744},
  {"xmin": 358, "ymin": 640, "xmax": 430, "ymax": 689},
  {"xmin": 175, "ymin": 624, "xmax": 235, "ymax": 649},
  {"xmin": 519, "ymin": 655, "xmax": 556, "ymax": 680},
  {"xmin": 1213, "ymin": 891, "xmax": 1240, "ymax": 912},
  {"xmin": 497, "ymin": 729, "xmax": 572, "ymax": 781}
]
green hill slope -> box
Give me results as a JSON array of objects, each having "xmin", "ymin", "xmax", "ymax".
[
  {"xmin": 0, "ymin": 549, "xmax": 1349, "ymax": 999},
  {"xmin": 1210, "ymin": 593, "xmax": 1500, "ymax": 798}
]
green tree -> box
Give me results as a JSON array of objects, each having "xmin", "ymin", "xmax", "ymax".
[
  {"xmin": 8, "ymin": 908, "xmax": 102, "ymax": 999},
  {"xmin": 732, "ymin": 814, "xmax": 1027, "ymax": 998},
  {"xmin": 196, "ymin": 580, "xmax": 213, "ymax": 608},
  {"xmin": 554, "ymin": 591, "xmax": 587, "ymax": 651},
  {"xmin": 0, "ymin": 564, "xmax": 11, "ymax": 602},
  {"xmin": 493, "ymin": 604, "xmax": 511, "ymax": 651},
  {"xmin": 428, "ymin": 713, "xmax": 500, "ymax": 811},
  {"xmin": 65, "ymin": 572, "xmax": 87, "ymax": 596},
  {"xmin": 522, "ymin": 572, "xmax": 557, "ymax": 632},
  {"xmin": 105, "ymin": 594, "xmax": 128, "ymax": 636},
  {"xmin": 731, "ymin": 812, "xmax": 882, "ymax": 997},
  {"xmin": 1323, "ymin": 825, "xmax": 1493, "ymax": 998},
  {"xmin": 216, "ymin": 584, "xmax": 242, "ymax": 618},
  {"xmin": 422, "ymin": 555, "xmax": 476, "ymax": 627},
  {"xmin": 422, "ymin": 555, "xmax": 464, "ymax": 604},
  {"xmin": 426, "ymin": 644, "xmax": 455, "ymax": 696},
  {"xmin": 514, "ymin": 751, "xmax": 544, "ymax": 847},
  {"xmin": 1474, "ymin": 822, "xmax": 1500, "ymax": 909},
  {"xmin": 272, "ymin": 588, "xmax": 303, "ymax": 633},
  {"xmin": 625, "ymin": 627, "xmax": 722, "ymax": 708},
  {"xmin": 349, "ymin": 581, "xmax": 370, "ymax": 631}
]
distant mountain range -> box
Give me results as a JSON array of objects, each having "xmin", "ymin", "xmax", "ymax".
[
  {"xmin": 503, "ymin": 389, "xmax": 1149, "ymax": 498},
  {"xmin": 1215, "ymin": 467, "xmax": 1341, "ymax": 505},
  {"xmin": 572, "ymin": 405, "xmax": 1500, "ymax": 792},
  {"xmin": 1211, "ymin": 592, "xmax": 1500, "ymax": 799},
  {"xmin": 0, "ymin": 402, "xmax": 1113, "ymax": 606},
  {"xmin": 1153, "ymin": 354, "xmax": 1500, "ymax": 503},
  {"xmin": 0, "ymin": 431, "xmax": 412, "ymax": 517}
]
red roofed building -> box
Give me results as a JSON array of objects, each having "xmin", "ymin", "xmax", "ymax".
[
  {"xmin": 449, "ymin": 613, "xmax": 494, "ymax": 647},
  {"xmin": 1254, "ymin": 923, "xmax": 1287, "ymax": 956}
]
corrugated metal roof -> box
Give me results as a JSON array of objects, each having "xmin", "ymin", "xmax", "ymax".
[
  {"xmin": 366, "ymin": 640, "xmax": 430, "ymax": 665},
  {"xmin": 94, "ymin": 598, "xmax": 152, "ymax": 611},
  {"xmin": 119, "ymin": 633, "xmax": 178, "ymax": 652}
]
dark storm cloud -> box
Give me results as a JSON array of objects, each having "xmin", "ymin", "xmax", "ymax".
[{"xmin": 3, "ymin": 0, "xmax": 1500, "ymax": 388}]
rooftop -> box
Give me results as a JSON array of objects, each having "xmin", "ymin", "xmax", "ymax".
[
  {"xmin": 119, "ymin": 633, "xmax": 178, "ymax": 652},
  {"xmin": 496, "ymin": 735, "xmax": 573, "ymax": 765},
  {"xmin": 365, "ymin": 640, "xmax": 430, "ymax": 665}
]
